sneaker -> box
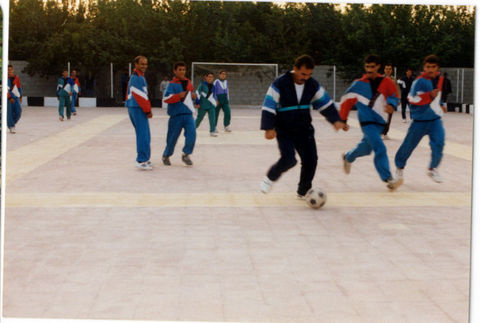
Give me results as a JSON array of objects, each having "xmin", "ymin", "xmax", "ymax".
[
  {"xmin": 162, "ymin": 156, "xmax": 171, "ymax": 166},
  {"xmin": 9, "ymin": 127, "xmax": 16, "ymax": 134},
  {"xmin": 214, "ymin": 128, "xmax": 219, "ymax": 134},
  {"xmin": 428, "ymin": 168, "xmax": 443, "ymax": 183},
  {"xmin": 382, "ymin": 134, "xmax": 391, "ymax": 140},
  {"xmin": 59, "ymin": 116, "xmax": 64, "ymax": 121},
  {"xmin": 146, "ymin": 160, "xmax": 153, "ymax": 167},
  {"xmin": 182, "ymin": 153, "xmax": 193, "ymax": 166},
  {"xmin": 260, "ymin": 176, "xmax": 273, "ymax": 194},
  {"xmin": 395, "ymin": 168, "xmax": 404, "ymax": 180},
  {"xmin": 73, "ymin": 112, "xmax": 77, "ymax": 116},
  {"xmin": 210, "ymin": 132, "xmax": 218, "ymax": 137},
  {"xmin": 225, "ymin": 126, "xmax": 232, "ymax": 132},
  {"xmin": 296, "ymin": 194, "xmax": 306, "ymax": 200},
  {"xmin": 386, "ymin": 177, "xmax": 403, "ymax": 191},
  {"xmin": 402, "ymin": 119, "xmax": 407, "ymax": 123},
  {"xmin": 136, "ymin": 161, "xmax": 153, "ymax": 170},
  {"xmin": 67, "ymin": 117, "xmax": 71, "ymax": 120},
  {"xmin": 342, "ymin": 153, "xmax": 352, "ymax": 174}
]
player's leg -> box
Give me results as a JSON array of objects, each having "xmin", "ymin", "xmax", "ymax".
[
  {"xmin": 363, "ymin": 124, "xmax": 392, "ymax": 181},
  {"xmin": 207, "ymin": 107, "xmax": 216, "ymax": 134},
  {"xmin": 7, "ymin": 100, "xmax": 15, "ymax": 130},
  {"xmin": 65, "ymin": 95, "xmax": 72, "ymax": 119},
  {"xmin": 215, "ymin": 102, "xmax": 222, "ymax": 128},
  {"xmin": 293, "ymin": 129, "xmax": 318, "ymax": 197},
  {"xmin": 345, "ymin": 131, "xmax": 373, "ymax": 163},
  {"xmin": 394, "ymin": 121, "xmax": 427, "ymax": 170},
  {"xmin": 266, "ymin": 133, "xmax": 297, "ymax": 181},
  {"xmin": 182, "ymin": 115, "xmax": 197, "ymax": 156},
  {"xmin": 58, "ymin": 95, "xmax": 65, "ymax": 120},
  {"xmin": 224, "ymin": 100, "xmax": 231, "ymax": 129},
  {"xmin": 128, "ymin": 107, "xmax": 151, "ymax": 163},
  {"xmin": 427, "ymin": 119, "xmax": 445, "ymax": 182},
  {"xmin": 195, "ymin": 108, "xmax": 207, "ymax": 128},
  {"xmin": 163, "ymin": 116, "xmax": 183, "ymax": 158},
  {"xmin": 401, "ymin": 98, "xmax": 407, "ymax": 121},
  {"xmin": 382, "ymin": 113, "xmax": 393, "ymax": 138},
  {"xmin": 71, "ymin": 93, "xmax": 77, "ymax": 114}
]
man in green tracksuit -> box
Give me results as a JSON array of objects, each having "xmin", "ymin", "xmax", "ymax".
[
  {"xmin": 213, "ymin": 70, "xmax": 232, "ymax": 133},
  {"xmin": 57, "ymin": 69, "xmax": 72, "ymax": 121},
  {"xmin": 195, "ymin": 72, "xmax": 218, "ymax": 137}
]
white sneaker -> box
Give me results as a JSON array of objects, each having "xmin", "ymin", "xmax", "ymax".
[
  {"xmin": 136, "ymin": 161, "xmax": 153, "ymax": 170},
  {"xmin": 260, "ymin": 176, "xmax": 273, "ymax": 194},
  {"xmin": 9, "ymin": 127, "xmax": 15, "ymax": 134},
  {"xmin": 210, "ymin": 132, "xmax": 218, "ymax": 137},
  {"xmin": 214, "ymin": 128, "xmax": 219, "ymax": 134},
  {"xmin": 386, "ymin": 177, "xmax": 403, "ymax": 191},
  {"xmin": 428, "ymin": 168, "xmax": 443, "ymax": 183},
  {"xmin": 402, "ymin": 119, "xmax": 407, "ymax": 123},
  {"xmin": 395, "ymin": 168, "xmax": 404, "ymax": 180},
  {"xmin": 382, "ymin": 134, "xmax": 391, "ymax": 140},
  {"xmin": 225, "ymin": 126, "xmax": 232, "ymax": 132},
  {"xmin": 342, "ymin": 153, "xmax": 352, "ymax": 174},
  {"xmin": 297, "ymin": 194, "xmax": 306, "ymax": 200}
]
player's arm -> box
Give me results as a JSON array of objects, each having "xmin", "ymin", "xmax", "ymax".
[
  {"xmin": 338, "ymin": 82, "xmax": 359, "ymax": 125},
  {"xmin": 311, "ymin": 84, "xmax": 348, "ymax": 131},
  {"xmin": 261, "ymin": 83, "xmax": 279, "ymax": 139},
  {"xmin": 408, "ymin": 79, "xmax": 433, "ymax": 106},
  {"xmin": 130, "ymin": 76, "xmax": 152, "ymax": 115},
  {"xmin": 385, "ymin": 78, "xmax": 399, "ymax": 113},
  {"xmin": 163, "ymin": 83, "xmax": 183, "ymax": 104}
]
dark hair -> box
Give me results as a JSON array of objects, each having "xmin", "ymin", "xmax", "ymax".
[
  {"xmin": 219, "ymin": 70, "xmax": 226, "ymax": 74},
  {"xmin": 8, "ymin": 64, "xmax": 13, "ymax": 68},
  {"xmin": 406, "ymin": 67, "xmax": 413, "ymax": 72},
  {"xmin": 70, "ymin": 69, "xmax": 77, "ymax": 74},
  {"xmin": 134, "ymin": 55, "xmax": 147, "ymax": 64},
  {"xmin": 63, "ymin": 68, "xmax": 68, "ymax": 72},
  {"xmin": 294, "ymin": 54, "xmax": 315, "ymax": 69},
  {"xmin": 206, "ymin": 72, "xmax": 214, "ymax": 76},
  {"xmin": 423, "ymin": 54, "xmax": 440, "ymax": 66},
  {"xmin": 364, "ymin": 54, "xmax": 381, "ymax": 65},
  {"xmin": 384, "ymin": 63, "xmax": 393, "ymax": 68},
  {"xmin": 174, "ymin": 61, "xmax": 186, "ymax": 70}
]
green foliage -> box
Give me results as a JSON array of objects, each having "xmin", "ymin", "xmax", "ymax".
[{"xmin": 8, "ymin": 0, "xmax": 475, "ymax": 79}]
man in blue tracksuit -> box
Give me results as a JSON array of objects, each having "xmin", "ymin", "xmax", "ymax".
[
  {"xmin": 7, "ymin": 65, "xmax": 23, "ymax": 133},
  {"xmin": 126, "ymin": 55, "xmax": 153, "ymax": 170},
  {"xmin": 339, "ymin": 54, "xmax": 403, "ymax": 190},
  {"xmin": 260, "ymin": 55, "xmax": 348, "ymax": 199},
  {"xmin": 395, "ymin": 55, "xmax": 447, "ymax": 183},
  {"xmin": 68, "ymin": 69, "xmax": 81, "ymax": 116},
  {"xmin": 162, "ymin": 61, "xmax": 197, "ymax": 166}
]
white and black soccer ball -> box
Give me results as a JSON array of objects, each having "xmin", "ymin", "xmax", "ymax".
[{"xmin": 305, "ymin": 188, "xmax": 326, "ymax": 209}]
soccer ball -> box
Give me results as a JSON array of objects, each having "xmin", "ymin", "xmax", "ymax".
[{"xmin": 305, "ymin": 188, "xmax": 326, "ymax": 209}]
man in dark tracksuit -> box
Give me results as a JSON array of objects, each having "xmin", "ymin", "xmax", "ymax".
[
  {"xmin": 260, "ymin": 55, "xmax": 348, "ymax": 199},
  {"xmin": 397, "ymin": 68, "xmax": 415, "ymax": 122}
]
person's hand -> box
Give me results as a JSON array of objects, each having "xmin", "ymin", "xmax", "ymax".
[
  {"xmin": 178, "ymin": 91, "xmax": 187, "ymax": 99},
  {"xmin": 195, "ymin": 104, "xmax": 200, "ymax": 109},
  {"xmin": 19, "ymin": 97, "xmax": 23, "ymax": 103},
  {"xmin": 68, "ymin": 92, "xmax": 72, "ymax": 96},
  {"xmin": 333, "ymin": 121, "xmax": 348, "ymax": 131},
  {"xmin": 265, "ymin": 129, "xmax": 276, "ymax": 140},
  {"xmin": 430, "ymin": 89, "xmax": 439, "ymax": 99},
  {"xmin": 146, "ymin": 111, "xmax": 153, "ymax": 118},
  {"xmin": 384, "ymin": 105, "xmax": 394, "ymax": 114},
  {"xmin": 441, "ymin": 105, "xmax": 447, "ymax": 113},
  {"xmin": 192, "ymin": 93, "xmax": 197, "ymax": 100},
  {"xmin": 9, "ymin": 98, "xmax": 15, "ymax": 103}
]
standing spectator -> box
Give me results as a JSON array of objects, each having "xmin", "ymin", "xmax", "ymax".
[
  {"xmin": 84, "ymin": 71, "xmax": 96, "ymax": 97},
  {"xmin": 381, "ymin": 63, "xmax": 399, "ymax": 140},
  {"xmin": 7, "ymin": 64, "xmax": 23, "ymax": 133},
  {"xmin": 195, "ymin": 72, "xmax": 218, "ymax": 137},
  {"xmin": 146, "ymin": 70, "xmax": 157, "ymax": 103},
  {"xmin": 397, "ymin": 67, "xmax": 415, "ymax": 122},
  {"xmin": 68, "ymin": 69, "xmax": 81, "ymax": 116},
  {"xmin": 442, "ymin": 72, "xmax": 452, "ymax": 103},
  {"xmin": 121, "ymin": 69, "xmax": 130, "ymax": 103},
  {"xmin": 159, "ymin": 75, "xmax": 170, "ymax": 109},
  {"xmin": 126, "ymin": 55, "xmax": 153, "ymax": 170},
  {"xmin": 57, "ymin": 69, "xmax": 72, "ymax": 121},
  {"xmin": 213, "ymin": 70, "xmax": 232, "ymax": 133}
]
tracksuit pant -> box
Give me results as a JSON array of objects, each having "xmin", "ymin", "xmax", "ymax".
[
  {"xmin": 266, "ymin": 127, "xmax": 318, "ymax": 196},
  {"xmin": 7, "ymin": 98, "xmax": 22, "ymax": 128},
  {"xmin": 382, "ymin": 113, "xmax": 393, "ymax": 136},
  {"xmin": 395, "ymin": 118, "xmax": 445, "ymax": 170},
  {"xmin": 163, "ymin": 114, "xmax": 196, "ymax": 157},
  {"xmin": 196, "ymin": 107, "xmax": 216, "ymax": 133},
  {"xmin": 71, "ymin": 92, "xmax": 78, "ymax": 113},
  {"xmin": 401, "ymin": 98, "xmax": 411, "ymax": 120},
  {"xmin": 215, "ymin": 94, "xmax": 231, "ymax": 128},
  {"xmin": 58, "ymin": 92, "xmax": 72, "ymax": 119},
  {"xmin": 345, "ymin": 123, "xmax": 392, "ymax": 182},
  {"xmin": 128, "ymin": 106, "xmax": 151, "ymax": 163}
]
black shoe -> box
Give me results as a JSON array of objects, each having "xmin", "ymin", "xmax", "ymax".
[
  {"xmin": 162, "ymin": 156, "xmax": 171, "ymax": 166},
  {"xmin": 182, "ymin": 153, "xmax": 193, "ymax": 166}
]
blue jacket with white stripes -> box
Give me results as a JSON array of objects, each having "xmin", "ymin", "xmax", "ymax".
[{"xmin": 261, "ymin": 71, "xmax": 340, "ymax": 133}]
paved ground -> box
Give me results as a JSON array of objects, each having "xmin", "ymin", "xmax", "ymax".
[{"xmin": 3, "ymin": 106, "xmax": 473, "ymax": 322}]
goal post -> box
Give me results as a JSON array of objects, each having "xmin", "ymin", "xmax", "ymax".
[{"xmin": 191, "ymin": 62, "xmax": 278, "ymax": 107}]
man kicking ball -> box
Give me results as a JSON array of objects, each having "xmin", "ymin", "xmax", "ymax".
[{"xmin": 260, "ymin": 54, "xmax": 348, "ymax": 199}]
